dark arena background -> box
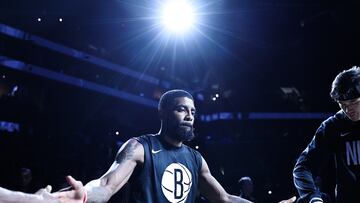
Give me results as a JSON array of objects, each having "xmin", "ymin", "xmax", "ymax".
[{"xmin": 0, "ymin": 0, "xmax": 359, "ymax": 202}]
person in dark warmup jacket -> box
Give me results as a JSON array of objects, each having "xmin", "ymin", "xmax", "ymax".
[{"xmin": 293, "ymin": 67, "xmax": 360, "ymax": 203}]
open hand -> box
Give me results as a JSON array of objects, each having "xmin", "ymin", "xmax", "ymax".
[
  {"xmin": 279, "ymin": 196, "xmax": 297, "ymax": 203},
  {"xmin": 53, "ymin": 176, "xmax": 85, "ymax": 203}
]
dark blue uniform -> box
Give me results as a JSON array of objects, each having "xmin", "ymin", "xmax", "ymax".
[
  {"xmin": 293, "ymin": 111, "xmax": 360, "ymax": 203},
  {"xmin": 126, "ymin": 134, "xmax": 202, "ymax": 203}
]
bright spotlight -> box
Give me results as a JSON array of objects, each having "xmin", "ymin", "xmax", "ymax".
[{"xmin": 161, "ymin": 0, "xmax": 195, "ymax": 33}]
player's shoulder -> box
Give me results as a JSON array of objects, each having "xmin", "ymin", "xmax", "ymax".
[
  {"xmin": 126, "ymin": 137, "xmax": 144, "ymax": 147},
  {"xmin": 117, "ymin": 138, "xmax": 144, "ymax": 153},
  {"xmin": 318, "ymin": 111, "xmax": 351, "ymax": 138},
  {"xmin": 321, "ymin": 110, "xmax": 345, "ymax": 127},
  {"xmin": 182, "ymin": 143, "xmax": 197, "ymax": 151},
  {"xmin": 115, "ymin": 138, "xmax": 145, "ymax": 163},
  {"xmin": 134, "ymin": 133, "xmax": 157, "ymax": 142},
  {"xmin": 133, "ymin": 134, "xmax": 159, "ymax": 147},
  {"xmin": 182, "ymin": 144, "xmax": 203, "ymax": 160}
]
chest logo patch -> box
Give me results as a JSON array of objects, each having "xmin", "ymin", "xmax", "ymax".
[{"xmin": 161, "ymin": 163, "xmax": 192, "ymax": 203}]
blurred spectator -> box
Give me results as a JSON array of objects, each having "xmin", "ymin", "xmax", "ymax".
[{"xmin": 239, "ymin": 176, "xmax": 256, "ymax": 202}]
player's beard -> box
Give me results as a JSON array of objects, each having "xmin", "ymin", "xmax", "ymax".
[{"xmin": 170, "ymin": 123, "xmax": 195, "ymax": 142}]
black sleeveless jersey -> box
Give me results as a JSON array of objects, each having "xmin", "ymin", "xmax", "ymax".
[{"xmin": 126, "ymin": 134, "xmax": 203, "ymax": 203}]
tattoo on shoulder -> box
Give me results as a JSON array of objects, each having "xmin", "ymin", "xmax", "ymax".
[{"xmin": 115, "ymin": 139, "xmax": 139, "ymax": 163}]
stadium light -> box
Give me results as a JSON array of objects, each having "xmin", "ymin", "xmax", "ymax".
[{"xmin": 160, "ymin": 0, "xmax": 196, "ymax": 34}]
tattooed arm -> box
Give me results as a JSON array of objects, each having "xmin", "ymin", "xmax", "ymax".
[
  {"xmin": 85, "ymin": 139, "xmax": 144, "ymax": 203},
  {"xmin": 55, "ymin": 138, "xmax": 144, "ymax": 203}
]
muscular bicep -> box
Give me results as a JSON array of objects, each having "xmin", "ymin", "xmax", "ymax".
[
  {"xmin": 104, "ymin": 138, "xmax": 144, "ymax": 191},
  {"xmin": 86, "ymin": 138, "xmax": 144, "ymax": 200},
  {"xmin": 114, "ymin": 138, "xmax": 144, "ymax": 164}
]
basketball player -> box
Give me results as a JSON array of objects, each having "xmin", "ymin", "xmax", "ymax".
[
  {"xmin": 54, "ymin": 89, "xmax": 296, "ymax": 203},
  {"xmin": 293, "ymin": 67, "xmax": 360, "ymax": 203},
  {"xmin": 53, "ymin": 90, "xmax": 251, "ymax": 202}
]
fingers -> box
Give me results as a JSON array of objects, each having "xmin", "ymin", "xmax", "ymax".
[
  {"xmin": 35, "ymin": 185, "xmax": 52, "ymax": 195},
  {"xmin": 289, "ymin": 196, "xmax": 296, "ymax": 202},
  {"xmin": 45, "ymin": 185, "xmax": 52, "ymax": 193},
  {"xmin": 66, "ymin": 175, "xmax": 84, "ymax": 190},
  {"xmin": 57, "ymin": 186, "xmax": 72, "ymax": 192},
  {"xmin": 66, "ymin": 175, "xmax": 85, "ymax": 200},
  {"xmin": 53, "ymin": 176, "xmax": 84, "ymax": 200},
  {"xmin": 279, "ymin": 196, "xmax": 297, "ymax": 203}
]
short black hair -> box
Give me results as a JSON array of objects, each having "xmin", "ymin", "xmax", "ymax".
[
  {"xmin": 158, "ymin": 89, "xmax": 194, "ymax": 111},
  {"xmin": 330, "ymin": 66, "xmax": 360, "ymax": 101}
]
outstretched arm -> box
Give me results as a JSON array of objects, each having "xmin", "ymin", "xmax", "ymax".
[
  {"xmin": 198, "ymin": 157, "xmax": 297, "ymax": 203},
  {"xmin": 0, "ymin": 185, "xmax": 56, "ymax": 203},
  {"xmin": 55, "ymin": 138, "xmax": 144, "ymax": 203},
  {"xmin": 198, "ymin": 157, "xmax": 252, "ymax": 203}
]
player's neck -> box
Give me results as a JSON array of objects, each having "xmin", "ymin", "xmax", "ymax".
[{"xmin": 159, "ymin": 131, "xmax": 183, "ymax": 147}]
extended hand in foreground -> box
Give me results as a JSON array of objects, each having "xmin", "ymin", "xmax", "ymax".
[
  {"xmin": 279, "ymin": 196, "xmax": 297, "ymax": 203},
  {"xmin": 53, "ymin": 176, "xmax": 85, "ymax": 203}
]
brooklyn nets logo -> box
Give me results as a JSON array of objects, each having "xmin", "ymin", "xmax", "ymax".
[{"xmin": 161, "ymin": 163, "xmax": 192, "ymax": 203}]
